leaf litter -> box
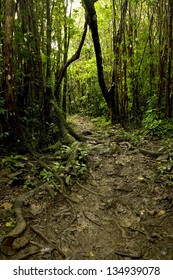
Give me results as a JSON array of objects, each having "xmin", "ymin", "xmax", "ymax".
[{"xmin": 0, "ymin": 116, "xmax": 173, "ymax": 260}]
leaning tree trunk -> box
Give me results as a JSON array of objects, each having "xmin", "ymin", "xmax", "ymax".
[
  {"xmin": 82, "ymin": 0, "xmax": 128, "ymax": 124},
  {"xmin": 82, "ymin": 0, "xmax": 110, "ymax": 108},
  {"xmin": 54, "ymin": 19, "xmax": 88, "ymax": 101},
  {"xmin": 51, "ymin": 15, "xmax": 90, "ymax": 147}
]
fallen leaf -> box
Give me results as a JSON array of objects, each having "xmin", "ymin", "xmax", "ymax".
[
  {"xmin": 90, "ymin": 251, "xmax": 95, "ymax": 257},
  {"xmin": 2, "ymin": 202, "xmax": 13, "ymax": 210},
  {"xmin": 137, "ymin": 176, "xmax": 145, "ymax": 181},
  {"xmin": 103, "ymin": 220, "xmax": 110, "ymax": 225},
  {"xmin": 156, "ymin": 210, "xmax": 166, "ymax": 216}
]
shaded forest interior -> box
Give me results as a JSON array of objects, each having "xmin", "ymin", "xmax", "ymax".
[
  {"xmin": 1, "ymin": 0, "xmax": 173, "ymax": 151},
  {"xmin": 0, "ymin": 0, "xmax": 173, "ymax": 260}
]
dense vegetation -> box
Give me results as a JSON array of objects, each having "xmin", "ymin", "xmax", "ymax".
[
  {"xmin": 1, "ymin": 1, "xmax": 173, "ymax": 261},
  {"xmin": 0, "ymin": 0, "xmax": 173, "ymax": 153}
]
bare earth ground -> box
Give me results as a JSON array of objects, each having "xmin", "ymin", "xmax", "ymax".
[{"xmin": 0, "ymin": 115, "xmax": 173, "ymax": 260}]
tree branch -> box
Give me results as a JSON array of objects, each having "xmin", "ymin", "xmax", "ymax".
[{"xmin": 54, "ymin": 20, "xmax": 88, "ymax": 99}]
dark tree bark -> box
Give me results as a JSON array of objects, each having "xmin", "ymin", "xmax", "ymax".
[
  {"xmin": 45, "ymin": 0, "xmax": 53, "ymax": 123},
  {"xmin": 121, "ymin": 33, "xmax": 128, "ymax": 126},
  {"xmin": 26, "ymin": 0, "xmax": 45, "ymax": 135},
  {"xmin": 82, "ymin": 0, "xmax": 110, "ymax": 108},
  {"xmin": 157, "ymin": 0, "xmax": 166, "ymax": 115},
  {"xmin": 165, "ymin": 0, "xmax": 173, "ymax": 118},
  {"xmin": 128, "ymin": 3, "xmax": 140, "ymax": 118},
  {"xmin": 82, "ymin": 0, "xmax": 128, "ymax": 123},
  {"xmin": 148, "ymin": 7, "xmax": 154, "ymax": 97},
  {"xmin": 4, "ymin": 0, "xmax": 15, "ymax": 116},
  {"xmin": 110, "ymin": 0, "xmax": 119, "ymax": 123},
  {"xmin": 62, "ymin": 0, "xmax": 71, "ymax": 118},
  {"xmin": 3, "ymin": 0, "xmax": 27, "ymax": 150},
  {"xmin": 111, "ymin": 0, "xmax": 128, "ymax": 123}
]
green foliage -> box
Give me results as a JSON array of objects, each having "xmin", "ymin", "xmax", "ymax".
[
  {"xmin": 0, "ymin": 97, "xmax": 6, "ymax": 116},
  {"xmin": 2, "ymin": 155, "xmax": 27, "ymax": 168},
  {"xmin": 157, "ymin": 160, "xmax": 173, "ymax": 174},
  {"xmin": 75, "ymin": 146, "xmax": 88, "ymax": 176},
  {"xmin": 92, "ymin": 116, "xmax": 110, "ymax": 128},
  {"xmin": 78, "ymin": 147, "xmax": 88, "ymax": 161},
  {"xmin": 52, "ymin": 162, "xmax": 62, "ymax": 172},
  {"xmin": 143, "ymin": 110, "xmax": 162, "ymax": 134},
  {"xmin": 5, "ymin": 217, "xmax": 16, "ymax": 228},
  {"xmin": 141, "ymin": 93, "xmax": 173, "ymax": 137},
  {"xmin": 122, "ymin": 130, "xmax": 143, "ymax": 146},
  {"xmin": 1, "ymin": 0, "xmax": 172, "ymax": 150},
  {"xmin": 40, "ymin": 169, "xmax": 54, "ymax": 182},
  {"xmin": 157, "ymin": 139, "xmax": 173, "ymax": 176},
  {"xmin": 60, "ymin": 144, "xmax": 72, "ymax": 155},
  {"xmin": 74, "ymin": 161, "xmax": 87, "ymax": 176},
  {"xmin": 23, "ymin": 179, "xmax": 35, "ymax": 190},
  {"xmin": 142, "ymin": 109, "xmax": 173, "ymax": 136},
  {"xmin": 40, "ymin": 143, "xmax": 88, "ymax": 184}
]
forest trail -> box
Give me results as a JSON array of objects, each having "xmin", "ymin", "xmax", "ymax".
[{"xmin": 1, "ymin": 116, "xmax": 173, "ymax": 260}]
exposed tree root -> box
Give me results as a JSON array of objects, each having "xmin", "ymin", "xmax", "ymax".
[
  {"xmin": 0, "ymin": 182, "xmax": 51, "ymax": 256},
  {"xmin": 76, "ymin": 181, "xmax": 106, "ymax": 197},
  {"xmin": 83, "ymin": 211, "xmax": 102, "ymax": 227},
  {"xmin": 49, "ymin": 103, "xmax": 101, "ymax": 148},
  {"xmin": 66, "ymin": 123, "xmax": 103, "ymax": 143},
  {"xmin": 115, "ymin": 250, "xmax": 142, "ymax": 259},
  {"xmin": 13, "ymin": 248, "xmax": 41, "ymax": 260},
  {"xmin": 0, "ymin": 148, "xmax": 81, "ymax": 257},
  {"xmin": 30, "ymin": 226, "xmax": 66, "ymax": 258},
  {"xmin": 57, "ymin": 197, "xmax": 77, "ymax": 236},
  {"xmin": 139, "ymin": 148, "xmax": 164, "ymax": 157}
]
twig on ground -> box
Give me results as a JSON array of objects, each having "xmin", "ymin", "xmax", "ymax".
[
  {"xmin": 30, "ymin": 225, "xmax": 66, "ymax": 258},
  {"xmin": 76, "ymin": 181, "xmax": 106, "ymax": 197},
  {"xmin": 83, "ymin": 211, "xmax": 102, "ymax": 227}
]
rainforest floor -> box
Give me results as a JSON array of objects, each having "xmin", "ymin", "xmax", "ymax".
[{"xmin": 1, "ymin": 115, "xmax": 173, "ymax": 260}]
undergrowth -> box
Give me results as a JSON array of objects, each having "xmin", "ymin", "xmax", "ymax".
[{"xmin": 92, "ymin": 116, "xmax": 110, "ymax": 128}]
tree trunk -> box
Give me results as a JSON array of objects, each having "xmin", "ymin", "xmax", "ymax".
[
  {"xmin": 82, "ymin": 0, "xmax": 110, "ymax": 108},
  {"xmin": 45, "ymin": 0, "xmax": 53, "ymax": 124},
  {"xmin": 121, "ymin": 33, "xmax": 128, "ymax": 126},
  {"xmin": 4, "ymin": 0, "xmax": 15, "ymax": 117},
  {"xmin": 3, "ymin": 0, "xmax": 27, "ymax": 150},
  {"xmin": 26, "ymin": 0, "xmax": 45, "ymax": 140},
  {"xmin": 166, "ymin": 0, "xmax": 173, "ymax": 118},
  {"xmin": 157, "ymin": 0, "xmax": 166, "ymax": 115},
  {"xmin": 128, "ymin": 4, "xmax": 140, "ymax": 118},
  {"xmin": 111, "ymin": 0, "xmax": 128, "ymax": 123},
  {"xmin": 62, "ymin": 0, "xmax": 71, "ymax": 118},
  {"xmin": 148, "ymin": 7, "xmax": 154, "ymax": 97},
  {"xmin": 110, "ymin": 0, "xmax": 119, "ymax": 123}
]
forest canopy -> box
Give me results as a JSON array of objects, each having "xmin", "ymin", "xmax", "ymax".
[{"xmin": 0, "ymin": 0, "xmax": 173, "ymax": 152}]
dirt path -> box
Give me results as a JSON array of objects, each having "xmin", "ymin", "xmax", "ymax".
[{"xmin": 0, "ymin": 116, "xmax": 173, "ymax": 260}]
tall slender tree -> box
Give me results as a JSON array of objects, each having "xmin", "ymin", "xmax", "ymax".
[{"xmin": 166, "ymin": 0, "xmax": 173, "ymax": 117}]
